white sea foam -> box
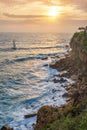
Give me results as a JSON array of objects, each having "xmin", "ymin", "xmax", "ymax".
[{"xmin": 0, "ymin": 33, "xmax": 72, "ymax": 129}]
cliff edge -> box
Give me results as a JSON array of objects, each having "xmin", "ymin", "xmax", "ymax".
[
  {"xmin": 34, "ymin": 29, "xmax": 87, "ymax": 130},
  {"xmin": 70, "ymin": 31, "xmax": 87, "ymax": 72}
]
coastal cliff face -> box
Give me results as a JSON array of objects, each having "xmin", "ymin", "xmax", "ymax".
[
  {"xmin": 70, "ymin": 31, "xmax": 87, "ymax": 72},
  {"xmin": 34, "ymin": 31, "xmax": 87, "ymax": 130}
]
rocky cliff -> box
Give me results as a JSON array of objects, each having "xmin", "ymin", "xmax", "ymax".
[
  {"xmin": 70, "ymin": 31, "xmax": 87, "ymax": 72},
  {"xmin": 34, "ymin": 31, "xmax": 87, "ymax": 130}
]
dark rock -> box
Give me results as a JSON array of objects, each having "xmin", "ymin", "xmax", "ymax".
[
  {"xmin": 65, "ymin": 45, "xmax": 69, "ymax": 48},
  {"xmin": 44, "ymin": 64, "xmax": 48, "ymax": 66},
  {"xmin": 72, "ymin": 92, "xmax": 81, "ymax": 106},
  {"xmin": 0, "ymin": 125, "xmax": 13, "ymax": 130},
  {"xmin": 49, "ymin": 62, "xmax": 56, "ymax": 68},
  {"xmin": 35, "ymin": 106, "xmax": 58, "ymax": 130},
  {"xmin": 59, "ymin": 73, "xmax": 68, "ymax": 77},
  {"xmin": 52, "ymin": 89, "xmax": 61, "ymax": 93},
  {"xmin": 53, "ymin": 78, "xmax": 67, "ymax": 83},
  {"xmin": 24, "ymin": 113, "xmax": 37, "ymax": 118},
  {"xmin": 52, "ymin": 89, "xmax": 57, "ymax": 93},
  {"xmin": 32, "ymin": 123, "xmax": 36, "ymax": 129},
  {"xmin": 63, "ymin": 92, "xmax": 69, "ymax": 98},
  {"xmin": 41, "ymin": 57, "xmax": 48, "ymax": 60}
]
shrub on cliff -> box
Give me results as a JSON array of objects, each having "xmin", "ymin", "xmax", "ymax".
[
  {"xmin": 35, "ymin": 105, "xmax": 63, "ymax": 130},
  {"xmin": 71, "ymin": 31, "xmax": 84, "ymax": 42},
  {"xmin": 35, "ymin": 96, "xmax": 87, "ymax": 130}
]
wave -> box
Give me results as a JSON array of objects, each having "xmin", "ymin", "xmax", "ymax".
[
  {"xmin": 0, "ymin": 53, "xmax": 58, "ymax": 68},
  {"xmin": 19, "ymin": 92, "xmax": 48, "ymax": 106},
  {"xmin": 0, "ymin": 45, "xmax": 65, "ymax": 52}
]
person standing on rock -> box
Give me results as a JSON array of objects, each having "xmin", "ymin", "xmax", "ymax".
[{"xmin": 12, "ymin": 39, "xmax": 16, "ymax": 50}]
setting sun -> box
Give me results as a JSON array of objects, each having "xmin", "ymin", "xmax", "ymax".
[{"xmin": 48, "ymin": 6, "xmax": 60, "ymax": 17}]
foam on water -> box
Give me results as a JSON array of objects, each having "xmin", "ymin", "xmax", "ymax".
[{"xmin": 0, "ymin": 33, "xmax": 72, "ymax": 129}]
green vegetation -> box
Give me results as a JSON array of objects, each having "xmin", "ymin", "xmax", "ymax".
[
  {"xmin": 83, "ymin": 37, "xmax": 87, "ymax": 46},
  {"xmin": 72, "ymin": 31, "xmax": 84, "ymax": 41},
  {"xmin": 40, "ymin": 96, "xmax": 87, "ymax": 130},
  {"xmin": 83, "ymin": 38, "xmax": 87, "ymax": 52},
  {"xmin": 71, "ymin": 31, "xmax": 87, "ymax": 52}
]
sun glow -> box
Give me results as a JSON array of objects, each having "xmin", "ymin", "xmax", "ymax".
[{"xmin": 48, "ymin": 6, "xmax": 61, "ymax": 17}]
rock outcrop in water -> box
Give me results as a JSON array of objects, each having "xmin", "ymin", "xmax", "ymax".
[{"xmin": 34, "ymin": 28, "xmax": 87, "ymax": 130}]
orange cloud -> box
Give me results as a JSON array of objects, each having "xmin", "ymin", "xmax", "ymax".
[
  {"xmin": 0, "ymin": 0, "xmax": 27, "ymax": 5},
  {"xmin": 1, "ymin": 0, "xmax": 87, "ymax": 12},
  {"xmin": 3, "ymin": 13, "xmax": 47, "ymax": 19},
  {"xmin": 59, "ymin": 0, "xmax": 87, "ymax": 11}
]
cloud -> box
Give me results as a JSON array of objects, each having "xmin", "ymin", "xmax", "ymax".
[
  {"xmin": 1, "ymin": 0, "xmax": 87, "ymax": 12},
  {"xmin": 1, "ymin": 12, "xmax": 49, "ymax": 25},
  {"xmin": 1, "ymin": 0, "xmax": 87, "ymax": 25},
  {"xmin": 59, "ymin": 0, "xmax": 87, "ymax": 11},
  {"xmin": 35, "ymin": 0, "xmax": 87, "ymax": 12},
  {"xmin": 3, "ymin": 13, "xmax": 47, "ymax": 19},
  {"xmin": 0, "ymin": 19, "xmax": 38, "ymax": 25},
  {"xmin": 0, "ymin": 0, "xmax": 42, "ymax": 6},
  {"xmin": 0, "ymin": 0, "xmax": 26, "ymax": 5}
]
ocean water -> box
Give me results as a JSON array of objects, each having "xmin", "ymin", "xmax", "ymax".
[{"xmin": 0, "ymin": 33, "xmax": 72, "ymax": 130}]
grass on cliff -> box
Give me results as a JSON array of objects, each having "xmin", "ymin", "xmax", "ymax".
[
  {"xmin": 72, "ymin": 31, "xmax": 84, "ymax": 41},
  {"xmin": 83, "ymin": 39, "xmax": 87, "ymax": 52},
  {"xmin": 72, "ymin": 31, "xmax": 87, "ymax": 52},
  {"xmin": 40, "ymin": 96, "xmax": 87, "ymax": 130}
]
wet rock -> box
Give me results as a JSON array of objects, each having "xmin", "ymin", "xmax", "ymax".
[
  {"xmin": 59, "ymin": 72, "xmax": 68, "ymax": 77},
  {"xmin": 53, "ymin": 78, "xmax": 67, "ymax": 83},
  {"xmin": 60, "ymin": 78, "xmax": 67, "ymax": 82},
  {"xmin": 52, "ymin": 88, "xmax": 61, "ymax": 93},
  {"xmin": 35, "ymin": 106, "xmax": 58, "ymax": 130},
  {"xmin": 41, "ymin": 57, "xmax": 48, "ymax": 60},
  {"xmin": 32, "ymin": 123, "xmax": 36, "ymax": 129},
  {"xmin": 44, "ymin": 64, "xmax": 48, "ymax": 66},
  {"xmin": 31, "ymin": 104, "xmax": 35, "ymax": 107},
  {"xmin": 51, "ymin": 55, "xmax": 60, "ymax": 59},
  {"xmin": 64, "ymin": 85, "xmax": 72, "ymax": 91},
  {"xmin": 24, "ymin": 113, "xmax": 37, "ymax": 118},
  {"xmin": 52, "ymin": 89, "xmax": 56, "ymax": 93},
  {"xmin": 52, "ymin": 96, "xmax": 55, "ymax": 99},
  {"xmin": 63, "ymin": 92, "xmax": 69, "ymax": 98},
  {"xmin": 65, "ymin": 45, "xmax": 69, "ymax": 48},
  {"xmin": 49, "ymin": 62, "xmax": 56, "ymax": 68},
  {"xmin": 0, "ymin": 125, "xmax": 13, "ymax": 130}
]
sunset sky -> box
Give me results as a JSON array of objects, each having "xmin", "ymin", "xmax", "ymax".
[{"xmin": 0, "ymin": 0, "xmax": 87, "ymax": 32}]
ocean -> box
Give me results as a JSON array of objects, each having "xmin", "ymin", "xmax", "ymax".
[{"xmin": 0, "ymin": 32, "xmax": 72, "ymax": 130}]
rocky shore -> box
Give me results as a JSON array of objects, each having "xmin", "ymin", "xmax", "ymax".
[
  {"xmin": 50, "ymin": 55, "xmax": 87, "ymax": 106},
  {"xmin": 1, "ymin": 30, "xmax": 87, "ymax": 130},
  {"xmin": 34, "ymin": 30, "xmax": 87, "ymax": 130}
]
